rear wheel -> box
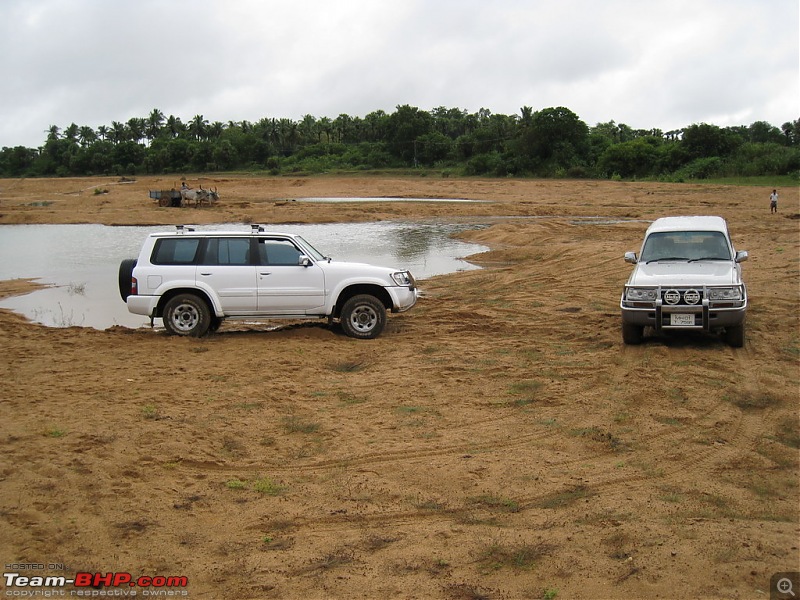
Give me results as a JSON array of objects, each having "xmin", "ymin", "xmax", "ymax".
[
  {"xmin": 724, "ymin": 322, "xmax": 745, "ymax": 348},
  {"xmin": 340, "ymin": 295, "xmax": 386, "ymax": 339},
  {"xmin": 118, "ymin": 259, "xmax": 137, "ymax": 301},
  {"xmin": 162, "ymin": 294, "xmax": 211, "ymax": 337},
  {"xmin": 622, "ymin": 322, "xmax": 644, "ymax": 345}
]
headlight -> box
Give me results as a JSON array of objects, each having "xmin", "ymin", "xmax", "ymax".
[
  {"xmin": 708, "ymin": 286, "xmax": 742, "ymax": 300},
  {"xmin": 391, "ymin": 271, "xmax": 415, "ymax": 287},
  {"xmin": 626, "ymin": 287, "xmax": 657, "ymax": 301}
]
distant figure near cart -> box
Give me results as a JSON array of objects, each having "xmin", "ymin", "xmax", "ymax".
[{"xmin": 769, "ymin": 189, "xmax": 778, "ymax": 214}]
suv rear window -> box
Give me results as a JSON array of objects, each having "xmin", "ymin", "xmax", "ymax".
[{"xmin": 152, "ymin": 238, "xmax": 201, "ymax": 265}]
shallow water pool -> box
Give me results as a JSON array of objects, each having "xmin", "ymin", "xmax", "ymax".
[{"xmin": 0, "ymin": 221, "xmax": 487, "ymax": 330}]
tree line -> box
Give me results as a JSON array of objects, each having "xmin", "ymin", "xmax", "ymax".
[{"xmin": 1, "ymin": 105, "xmax": 798, "ymax": 181}]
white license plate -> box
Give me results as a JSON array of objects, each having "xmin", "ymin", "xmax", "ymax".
[{"xmin": 670, "ymin": 313, "xmax": 695, "ymax": 326}]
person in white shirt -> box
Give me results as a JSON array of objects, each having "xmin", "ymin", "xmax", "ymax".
[{"xmin": 769, "ymin": 189, "xmax": 778, "ymax": 213}]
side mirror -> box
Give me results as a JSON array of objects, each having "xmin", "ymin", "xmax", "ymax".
[
  {"xmin": 624, "ymin": 252, "xmax": 638, "ymax": 264},
  {"xmin": 299, "ymin": 255, "xmax": 312, "ymax": 267},
  {"xmin": 735, "ymin": 250, "xmax": 748, "ymax": 263}
]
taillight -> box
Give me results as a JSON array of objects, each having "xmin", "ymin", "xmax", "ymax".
[{"xmin": 131, "ymin": 277, "xmax": 138, "ymax": 296}]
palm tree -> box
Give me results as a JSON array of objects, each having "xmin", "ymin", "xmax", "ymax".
[
  {"xmin": 127, "ymin": 118, "xmax": 146, "ymax": 144},
  {"xmin": 256, "ymin": 118, "xmax": 279, "ymax": 145},
  {"xmin": 78, "ymin": 126, "xmax": 97, "ymax": 147},
  {"xmin": 207, "ymin": 121, "xmax": 225, "ymax": 140},
  {"xmin": 165, "ymin": 115, "xmax": 184, "ymax": 139},
  {"xmin": 318, "ymin": 117, "xmax": 333, "ymax": 143},
  {"xmin": 363, "ymin": 111, "xmax": 387, "ymax": 142},
  {"xmin": 189, "ymin": 115, "xmax": 209, "ymax": 140},
  {"xmin": 45, "ymin": 125, "xmax": 61, "ymax": 141},
  {"xmin": 519, "ymin": 106, "xmax": 533, "ymax": 127},
  {"xmin": 146, "ymin": 109, "xmax": 165, "ymax": 142},
  {"xmin": 333, "ymin": 114, "xmax": 353, "ymax": 143},
  {"xmin": 110, "ymin": 121, "xmax": 127, "ymax": 144},
  {"xmin": 299, "ymin": 114, "xmax": 317, "ymax": 145},
  {"xmin": 63, "ymin": 123, "xmax": 80, "ymax": 144},
  {"xmin": 277, "ymin": 118, "xmax": 298, "ymax": 154},
  {"xmin": 96, "ymin": 125, "xmax": 109, "ymax": 141}
]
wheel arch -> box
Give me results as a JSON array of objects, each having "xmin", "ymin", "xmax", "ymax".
[
  {"xmin": 155, "ymin": 287, "xmax": 216, "ymax": 318},
  {"xmin": 333, "ymin": 284, "xmax": 391, "ymax": 319}
]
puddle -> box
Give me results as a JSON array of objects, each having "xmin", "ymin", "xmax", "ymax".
[
  {"xmin": 0, "ymin": 222, "xmax": 488, "ymax": 330},
  {"xmin": 297, "ymin": 197, "xmax": 489, "ymax": 203},
  {"xmin": 568, "ymin": 217, "xmax": 652, "ymax": 226}
]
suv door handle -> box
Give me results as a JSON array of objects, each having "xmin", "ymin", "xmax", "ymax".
[
  {"xmin": 199, "ymin": 272, "xmax": 212, "ymax": 276},
  {"xmin": 259, "ymin": 272, "xmax": 272, "ymax": 276}
]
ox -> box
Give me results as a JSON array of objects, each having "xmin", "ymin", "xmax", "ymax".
[
  {"xmin": 179, "ymin": 186, "xmax": 211, "ymax": 208},
  {"xmin": 203, "ymin": 187, "xmax": 220, "ymax": 206}
]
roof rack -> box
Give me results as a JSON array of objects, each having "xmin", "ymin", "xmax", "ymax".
[{"xmin": 175, "ymin": 225, "xmax": 195, "ymax": 233}]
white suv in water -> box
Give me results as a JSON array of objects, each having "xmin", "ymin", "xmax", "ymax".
[
  {"xmin": 620, "ymin": 216, "xmax": 748, "ymax": 347},
  {"xmin": 119, "ymin": 225, "xmax": 418, "ymax": 339}
]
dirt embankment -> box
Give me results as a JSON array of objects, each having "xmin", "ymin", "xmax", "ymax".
[{"xmin": 0, "ymin": 175, "xmax": 798, "ymax": 599}]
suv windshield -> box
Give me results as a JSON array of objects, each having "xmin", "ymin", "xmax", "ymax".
[
  {"xmin": 641, "ymin": 231, "xmax": 731, "ymax": 263},
  {"xmin": 294, "ymin": 235, "xmax": 327, "ymax": 261}
]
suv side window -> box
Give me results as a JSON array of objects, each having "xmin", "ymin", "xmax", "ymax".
[
  {"xmin": 201, "ymin": 238, "xmax": 251, "ymax": 266},
  {"xmin": 257, "ymin": 239, "xmax": 303, "ymax": 266},
  {"xmin": 152, "ymin": 238, "xmax": 201, "ymax": 265}
]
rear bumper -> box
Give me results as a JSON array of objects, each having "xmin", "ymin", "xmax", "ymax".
[{"xmin": 127, "ymin": 295, "xmax": 159, "ymax": 317}]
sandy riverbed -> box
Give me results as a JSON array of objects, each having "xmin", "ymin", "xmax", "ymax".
[{"xmin": 0, "ymin": 174, "xmax": 797, "ymax": 599}]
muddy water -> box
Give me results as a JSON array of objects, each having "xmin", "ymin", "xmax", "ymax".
[{"xmin": 0, "ymin": 222, "xmax": 487, "ymax": 329}]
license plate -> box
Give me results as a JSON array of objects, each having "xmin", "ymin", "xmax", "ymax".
[{"xmin": 670, "ymin": 313, "xmax": 695, "ymax": 326}]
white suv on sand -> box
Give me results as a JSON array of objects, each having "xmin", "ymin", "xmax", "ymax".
[
  {"xmin": 118, "ymin": 225, "xmax": 418, "ymax": 339},
  {"xmin": 620, "ymin": 216, "xmax": 748, "ymax": 347}
]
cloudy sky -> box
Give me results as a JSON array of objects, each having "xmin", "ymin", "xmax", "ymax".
[{"xmin": 1, "ymin": 0, "xmax": 797, "ymax": 148}]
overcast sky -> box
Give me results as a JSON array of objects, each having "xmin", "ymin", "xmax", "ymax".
[{"xmin": 1, "ymin": 0, "xmax": 797, "ymax": 148}]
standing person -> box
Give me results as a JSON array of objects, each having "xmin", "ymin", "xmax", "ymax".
[{"xmin": 770, "ymin": 189, "xmax": 778, "ymax": 213}]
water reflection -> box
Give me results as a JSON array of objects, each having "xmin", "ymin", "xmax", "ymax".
[
  {"xmin": 0, "ymin": 222, "xmax": 487, "ymax": 330},
  {"xmin": 298, "ymin": 197, "xmax": 488, "ymax": 203}
]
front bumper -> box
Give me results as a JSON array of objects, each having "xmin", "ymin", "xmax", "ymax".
[
  {"xmin": 620, "ymin": 294, "xmax": 746, "ymax": 331},
  {"xmin": 388, "ymin": 286, "xmax": 419, "ymax": 313}
]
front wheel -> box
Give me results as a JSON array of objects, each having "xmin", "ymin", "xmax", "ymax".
[
  {"xmin": 162, "ymin": 294, "xmax": 211, "ymax": 337},
  {"xmin": 622, "ymin": 322, "xmax": 644, "ymax": 345},
  {"xmin": 340, "ymin": 295, "xmax": 386, "ymax": 339},
  {"xmin": 724, "ymin": 322, "xmax": 745, "ymax": 348}
]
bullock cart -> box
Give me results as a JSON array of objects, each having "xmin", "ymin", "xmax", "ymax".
[{"xmin": 149, "ymin": 189, "xmax": 183, "ymax": 207}]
